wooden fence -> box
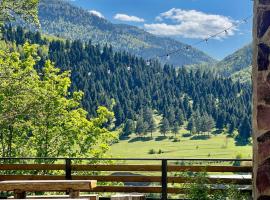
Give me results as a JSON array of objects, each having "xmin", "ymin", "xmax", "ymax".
[{"xmin": 0, "ymin": 158, "xmax": 252, "ymax": 199}]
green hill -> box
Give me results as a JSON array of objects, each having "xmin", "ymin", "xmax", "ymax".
[
  {"xmin": 37, "ymin": 0, "xmax": 215, "ymax": 67},
  {"xmin": 215, "ymin": 44, "xmax": 252, "ymax": 77}
]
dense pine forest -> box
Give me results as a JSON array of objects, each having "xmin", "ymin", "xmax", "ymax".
[{"xmin": 2, "ymin": 26, "xmax": 252, "ymax": 144}]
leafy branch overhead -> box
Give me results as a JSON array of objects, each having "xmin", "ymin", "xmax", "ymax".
[
  {"xmin": 0, "ymin": 0, "xmax": 40, "ymax": 27},
  {"xmin": 0, "ymin": 43, "xmax": 117, "ymax": 158}
]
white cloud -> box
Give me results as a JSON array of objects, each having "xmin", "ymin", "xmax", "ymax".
[
  {"xmin": 145, "ymin": 8, "xmax": 237, "ymax": 39},
  {"xmin": 89, "ymin": 10, "xmax": 105, "ymax": 18},
  {"xmin": 114, "ymin": 14, "xmax": 145, "ymax": 22}
]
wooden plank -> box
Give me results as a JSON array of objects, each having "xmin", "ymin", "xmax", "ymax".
[
  {"xmin": 91, "ymin": 186, "xmax": 185, "ymax": 193},
  {"xmin": 9, "ymin": 199, "xmax": 89, "ymax": 200},
  {"xmin": 73, "ymin": 165, "xmax": 252, "ymax": 172},
  {"xmin": 91, "ymin": 186, "xmax": 252, "ymax": 194},
  {"xmin": 0, "ymin": 180, "xmax": 97, "ymax": 191},
  {"xmin": 111, "ymin": 194, "xmax": 145, "ymax": 200},
  {"xmin": 0, "ymin": 175, "xmax": 65, "ymax": 181},
  {"xmin": 0, "ymin": 164, "xmax": 252, "ymax": 173},
  {"xmin": 72, "ymin": 165, "xmax": 161, "ymax": 172},
  {"xmin": 167, "ymin": 165, "xmax": 252, "ymax": 172},
  {"xmin": 0, "ymin": 164, "xmax": 65, "ymax": 171},
  {"xmin": 0, "ymin": 175, "xmax": 252, "ymax": 185},
  {"xmin": 8, "ymin": 195, "xmax": 98, "ymax": 200}
]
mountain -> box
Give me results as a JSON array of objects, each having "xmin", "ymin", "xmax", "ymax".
[
  {"xmin": 185, "ymin": 44, "xmax": 252, "ymax": 83},
  {"xmin": 37, "ymin": 0, "xmax": 215, "ymax": 66},
  {"xmin": 2, "ymin": 26, "xmax": 252, "ymax": 142},
  {"xmin": 215, "ymin": 44, "xmax": 252, "ymax": 77}
]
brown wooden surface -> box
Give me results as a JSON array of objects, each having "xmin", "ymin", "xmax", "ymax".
[
  {"xmin": 91, "ymin": 186, "xmax": 252, "ymax": 194},
  {"xmin": 0, "ymin": 164, "xmax": 252, "ymax": 173},
  {"xmin": 9, "ymin": 199, "xmax": 90, "ymax": 200},
  {"xmin": 0, "ymin": 164, "xmax": 65, "ymax": 171},
  {"xmin": 0, "ymin": 180, "xmax": 97, "ymax": 191},
  {"xmin": 0, "ymin": 175, "xmax": 252, "ymax": 185},
  {"xmin": 9, "ymin": 195, "xmax": 98, "ymax": 200}
]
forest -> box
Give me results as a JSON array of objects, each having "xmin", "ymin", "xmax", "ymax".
[{"xmin": 1, "ymin": 26, "xmax": 252, "ymax": 145}]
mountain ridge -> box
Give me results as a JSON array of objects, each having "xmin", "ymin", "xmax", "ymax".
[{"xmin": 37, "ymin": 0, "xmax": 216, "ymax": 66}]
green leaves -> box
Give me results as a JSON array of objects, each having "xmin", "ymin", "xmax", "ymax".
[
  {"xmin": 0, "ymin": 43, "xmax": 117, "ymax": 159},
  {"xmin": 0, "ymin": 0, "xmax": 40, "ymax": 27}
]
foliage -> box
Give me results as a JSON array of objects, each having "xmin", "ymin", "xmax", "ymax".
[
  {"xmin": 0, "ymin": 43, "xmax": 116, "ymax": 159},
  {"xmin": 160, "ymin": 117, "xmax": 170, "ymax": 136},
  {"xmin": 186, "ymin": 172, "xmax": 251, "ymax": 200},
  {"xmin": 0, "ymin": 0, "xmax": 40, "ymax": 27},
  {"xmin": 122, "ymin": 119, "xmax": 135, "ymax": 136},
  {"xmin": 1, "ymin": 26, "xmax": 252, "ymax": 143}
]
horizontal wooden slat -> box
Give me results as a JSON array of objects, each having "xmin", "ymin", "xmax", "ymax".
[
  {"xmin": 72, "ymin": 165, "xmax": 252, "ymax": 172},
  {"xmin": 91, "ymin": 186, "xmax": 252, "ymax": 194},
  {"xmin": 0, "ymin": 175, "xmax": 251, "ymax": 185},
  {"xmin": 0, "ymin": 180, "xmax": 96, "ymax": 191},
  {"xmin": 72, "ymin": 165, "xmax": 161, "ymax": 171},
  {"xmin": 0, "ymin": 175, "xmax": 65, "ymax": 181},
  {"xmin": 92, "ymin": 186, "xmax": 169, "ymax": 193},
  {"xmin": 0, "ymin": 164, "xmax": 65, "ymax": 171},
  {"xmin": 0, "ymin": 164, "xmax": 252, "ymax": 173},
  {"xmin": 167, "ymin": 165, "xmax": 252, "ymax": 172}
]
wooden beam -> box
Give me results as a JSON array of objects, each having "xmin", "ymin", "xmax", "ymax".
[
  {"xmin": 0, "ymin": 164, "xmax": 252, "ymax": 173},
  {"xmin": 0, "ymin": 180, "xmax": 96, "ymax": 191},
  {"xmin": 0, "ymin": 175, "xmax": 252, "ymax": 185},
  {"xmin": 0, "ymin": 164, "xmax": 65, "ymax": 171}
]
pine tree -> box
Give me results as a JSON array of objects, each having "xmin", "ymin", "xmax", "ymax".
[
  {"xmin": 172, "ymin": 122, "xmax": 180, "ymax": 137},
  {"xmin": 237, "ymin": 116, "xmax": 251, "ymax": 145},
  {"xmin": 135, "ymin": 118, "xmax": 145, "ymax": 136},
  {"xmin": 148, "ymin": 117, "xmax": 157, "ymax": 138},
  {"xmin": 160, "ymin": 117, "xmax": 170, "ymax": 136},
  {"xmin": 187, "ymin": 117, "xmax": 195, "ymax": 134},
  {"xmin": 122, "ymin": 119, "xmax": 135, "ymax": 136}
]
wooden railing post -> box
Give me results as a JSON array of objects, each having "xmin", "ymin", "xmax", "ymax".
[
  {"xmin": 161, "ymin": 159, "xmax": 168, "ymax": 200},
  {"xmin": 65, "ymin": 158, "xmax": 72, "ymax": 180}
]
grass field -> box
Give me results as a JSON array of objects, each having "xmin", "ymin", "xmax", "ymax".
[{"xmin": 107, "ymin": 129, "xmax": 252, "ymax": 161}]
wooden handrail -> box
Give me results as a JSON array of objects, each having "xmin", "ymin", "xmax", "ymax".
[
  {"xmin": 0, "ymin": 164, "xmax": 252, "ymax": 172},
  {"xmin": 0, "ymin": 162, "xmax": 252, "ymax": 196},
  {"xmin": 0, "ymin": 175, "xmax": 252, "ymax": 185}
]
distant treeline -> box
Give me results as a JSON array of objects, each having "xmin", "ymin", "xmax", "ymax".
[{"xmin": 1, "ymin": 26, "xmax": 252, "ymax": 144}]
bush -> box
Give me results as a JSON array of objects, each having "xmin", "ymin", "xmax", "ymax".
[
  {"xmin": 186, "ymin": 172, "xmax": 251, "ymax": 200},
  {"xmin": 148, "ymin": 149, "xmax": 156, "ymax": 154},
  {"xmin": 158, "ymin": 149, "xmax": 163, "ymax": 154},
  {"xmin": 182, "ymin": 133, "xmax": 192, "ymax": 137}
]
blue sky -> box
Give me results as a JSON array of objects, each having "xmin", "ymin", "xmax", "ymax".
[{"xmin": 69, "ymin": 0, "xmax": 253, "ymax": 60}]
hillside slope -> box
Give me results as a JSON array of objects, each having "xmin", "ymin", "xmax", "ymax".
[
  {"xmin": 37, "ymin": 0, "xmax": 215, "ymax": 66},
  {"xmin": 215, "ymin": 44, "xmax": 252, "ymax": 77}
]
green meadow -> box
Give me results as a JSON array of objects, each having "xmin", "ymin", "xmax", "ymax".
[{"xmin": 108, "ymin": 130, "xmax": 252, "ymax": 161}]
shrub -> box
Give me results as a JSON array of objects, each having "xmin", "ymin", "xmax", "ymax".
[
  {"xmin": 186, "ymin": 172, "xmax": 251, "ymax": 200},
  {"xmin": 182, "ymin": 133, "xmax": 192, "ymax": 137},
  {"xmin": 148, "ymin": 149, "xmax": 156, "ymax": 154},
  {"xmin": 158, "ymin": 149, "xmax": 163, "ymax": 154}
]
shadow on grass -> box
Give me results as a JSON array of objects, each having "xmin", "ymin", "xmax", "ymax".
[
  {"xmin": 190, "ymin": 135, "xmax": 210, "ymax": 140},
  {"xmin": 182, "ymin": 133, "xmax": 192, "ymax": 137},
  {"xmin": 128, "ymin": 136, "xmax": 153, "ymax": 143},
  {"xmin": 119, "ymin": 135, "xmax": 130, "ymax": 141},
  {"xmin": 155, "ymin": 136, "xmax": 167, "ymax": 141},
  {"xmin": 212, "ymin": 129, "xmax": 223, "ymax": 135}
]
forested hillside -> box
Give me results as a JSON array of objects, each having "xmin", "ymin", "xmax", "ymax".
[
  {"xmin": 215, "ymin": 44, "xmax": 252, "ymax": 79},
  {"xmin": 187, "ymin": 44, "xmax": 252, "ymax": 83},
  {"xmin": 36, "ymin": 0, "xmax": 215, "ymax": 67},
  {"xmin": 2, "ymin": 26, "xmax": 252, "ymax": 144}
]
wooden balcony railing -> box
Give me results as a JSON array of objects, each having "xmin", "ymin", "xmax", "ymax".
[{"xmin": 0, "ymin": 158, "xmax": 252, "ymax": 200}]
